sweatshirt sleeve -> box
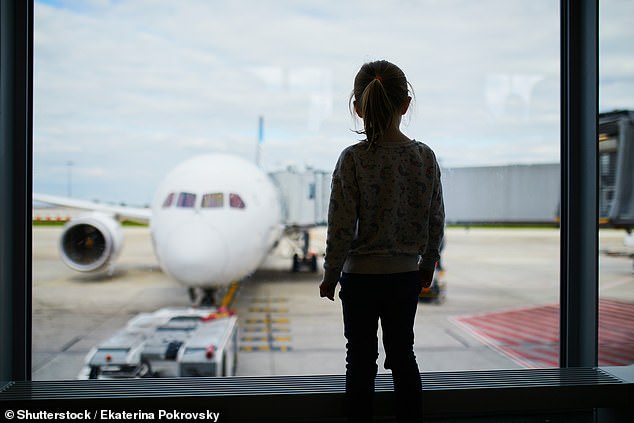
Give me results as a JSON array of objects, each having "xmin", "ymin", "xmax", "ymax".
[
  {"xmin": 323, "ymin": 149, "xmax": 359, "ymax": 284},
  {"xmin": 419, "ymin": 153, "xmax": 445, "ymax": 271}
]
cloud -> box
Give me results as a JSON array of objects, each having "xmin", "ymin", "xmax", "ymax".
[{"xmin": 33, "ymin": 0, "xmax": 633, "ymax": 203}]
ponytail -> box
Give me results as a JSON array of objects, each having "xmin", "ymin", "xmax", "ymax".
[
  {"xmin": 349, "ymin": 60, "xmax": 412, "ymax": 149},
  {"xmin": 359, "ymin": 78, "xmax": 396, "ymax": 147}
]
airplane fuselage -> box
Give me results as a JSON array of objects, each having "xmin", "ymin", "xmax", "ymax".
[{"xmin": 150, "ymin": 154, "xmax": 283, "ymax": 288}]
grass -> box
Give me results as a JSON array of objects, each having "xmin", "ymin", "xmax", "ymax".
[{"xmin": 32, "ymin": 219, "xmax": 148, "ymax": 227}]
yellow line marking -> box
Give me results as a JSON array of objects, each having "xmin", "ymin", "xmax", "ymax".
[
  {"xmin": 239, "ymin": 345, "xmax": 292, "ymax": 352},
  {"xmin": 248, "ymin": 307, "xmax": 289, "ymax": 313},
  {"xmin": 241, "ymin": 327, "xmax": 290, "ymax": 333},
  {"xmin": 241, "ymin": 336, "xmax": 268, "ymax": 342},
  {"xmin": 241, "ymin": 338, "xmax": 291, "ymax": 343},
  {"xmin": 239, "ymin": 294, "xmax": 293, "ymax": 353},
  {"xmin": 251, "ymin": 298, "xmax": 288, "ymax": 303},
  {"xmin": 244, "ymin": 318, "xmax": 290, "ymax": 324}
]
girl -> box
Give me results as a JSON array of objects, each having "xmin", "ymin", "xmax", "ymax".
[{"xmin": 320, "ymin": 60, "xmax": 445, "ymax": 423}]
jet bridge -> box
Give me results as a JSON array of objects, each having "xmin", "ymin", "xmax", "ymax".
[
  {"xmin": 269, "ymin": 167, "xmax": 331, "ymax": 272},
  {"xmin": 269, "ymin": 166, "xmax": 331, "ymax": 227},
  {"xmin": 599, "ymin": 110, "xmax": 634, "ymax": 231}
]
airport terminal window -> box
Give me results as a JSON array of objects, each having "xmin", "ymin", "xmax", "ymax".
[
  {"xmin": 229, "ymin": 193, "xmax": 245, "ymax": 209},
  {"xmin": 202, "ymin": 193, "xmax": 224, "ymax": 208},
  {"xmin": 176, "ymin": 192, "xmax": 196, "ymax": 208},
  {"xmin": 28, "ymin": 0, "xmax": 632, "ymax": 384},
  {"xmin": 31, "ymin": 0, "xmax": 562, "ymax": 381}
]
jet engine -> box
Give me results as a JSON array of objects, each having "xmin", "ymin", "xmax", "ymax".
[{"xmin": 60, "ymin": 212, "xmax": 124, "ymax": 273}]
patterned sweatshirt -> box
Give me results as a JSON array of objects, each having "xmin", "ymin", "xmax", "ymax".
[{"xmin": 323, "ymin": 139, "xmax": 445, "ymax": 284}]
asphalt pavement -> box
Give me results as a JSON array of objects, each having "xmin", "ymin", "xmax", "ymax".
[{"xmin": 32, "ymin": 226, "xmax": 634, "ymax": 380}]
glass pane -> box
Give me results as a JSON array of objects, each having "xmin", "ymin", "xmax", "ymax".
[
  {"xmin": 202, "ymin": 193, "xmax": 224, "ymax": 208},
  {"xmin": 176, "ymin": 192, "xmax": 196, "ymax": 208},
  {"xmin": 598, "ymin": 0, "xmax": 634, "ymax": 367},
  {"xmin": 229, "ymin": 193, "xmax": 246, "ymax": 209},
  {"xmin": 162, "ymin": 192, "xmax": 174, "ymax": 208},
  {"xmin": 32, "ymin": 0, "xmax": 566, "ymax": 381}
]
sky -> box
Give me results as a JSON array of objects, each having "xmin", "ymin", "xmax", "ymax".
[{"xmin": 33, "ymin": 0, "xmax": 634, "ymax": 206}]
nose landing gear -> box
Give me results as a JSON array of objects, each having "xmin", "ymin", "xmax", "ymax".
[{"xmin": 188, "ymin": 287, "xmax": 217, "ymax": 306}]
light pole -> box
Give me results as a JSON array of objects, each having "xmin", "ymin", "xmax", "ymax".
[
  {"xmin": 66, "ymin": 160, "xmax": 74, "ymax": 197},
  {"xmin": 256, "ymin": 116, "xmax": 263, "ymax": 166}
]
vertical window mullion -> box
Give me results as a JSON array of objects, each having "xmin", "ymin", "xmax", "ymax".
[
  {"xmin": 0, "ymin": 0, "xmax": 33, "ymax": 382},
  {"xmin": 559, "ymin": 0, "xmax": 599, "ymax": 368}
]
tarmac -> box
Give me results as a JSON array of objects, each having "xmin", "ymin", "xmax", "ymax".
[{"xmin": 32, "ymin": 225, "xmax": 634, "ymax": 380}]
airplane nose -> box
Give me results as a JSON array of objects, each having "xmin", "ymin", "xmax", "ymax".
[{"xmin": 160, "ymin": 222, "xmax": 227, "ymax": 285}]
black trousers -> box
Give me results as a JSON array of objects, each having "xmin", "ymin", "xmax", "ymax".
[{"xmin": 339, "ymin": 271, "xmax": 423, "ymax": 423}]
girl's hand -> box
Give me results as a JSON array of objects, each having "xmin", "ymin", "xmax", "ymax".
[
  {"xmin": 319, "ymin": 280, "xmax": 337, "ymax": 301},
  {"xmin": 419, "ymin": 268, "xmax": 435, "ymax": 288}
]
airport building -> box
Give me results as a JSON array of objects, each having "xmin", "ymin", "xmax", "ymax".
[
  {"xmin": 274, "ymin": 109, "xmax": 634, "ymax": 229},
  {"xmin": 272, "ymin": 163, "xmax": 562, "ymax": 227}
]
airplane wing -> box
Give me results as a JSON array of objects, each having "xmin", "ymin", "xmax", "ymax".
[{"xmin": 33, "ymin": 193, "xmax": 152, "ymax": 225}]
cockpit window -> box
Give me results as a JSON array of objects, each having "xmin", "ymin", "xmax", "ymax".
[
  {"xmin": 162, "ymin": 192, "xmax": 175, "ymax": 208},
  {"xmin": 202, "ymin": 193, "xmax": 224, "ymax": 208},
  {"xmin": 229, "ymin": 193, "xmax": 246, "ymax": 209},
  {"xmin": 177, "ymin": 192, "xmax": 197, "ymax": 208}
]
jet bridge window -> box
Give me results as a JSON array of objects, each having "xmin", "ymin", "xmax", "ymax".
[
  {"xmin": 177, "ymin": 192, "xmax": 197, "ymax": 208},
  {"xmin": 162, "ymin": 192, "xmax": 175, "ymax": 208},
  {"xmin": 202, "ymin": 193, "xmax": 224, "ymax": 208},
  {"xmin": 229, "ymin": 193, "xmax": 245, "ymax": 209}
]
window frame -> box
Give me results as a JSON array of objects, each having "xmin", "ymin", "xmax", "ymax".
[
  {"xmin": 559, "ymin": 0, "xmax": 598, "ymax": 368},
  {"xmin": 1, "ymin": 0, "xmax": 33, "ymax": 381}
]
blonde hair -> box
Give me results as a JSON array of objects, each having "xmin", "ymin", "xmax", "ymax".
[{"xmin": 349, "ymin": 60, "xmax": 413, "ymax": 148}]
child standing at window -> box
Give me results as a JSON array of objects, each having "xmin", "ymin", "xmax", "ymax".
[{"xmin": 320, "ymin": 60, "xmax": 445, "ymax": 423}]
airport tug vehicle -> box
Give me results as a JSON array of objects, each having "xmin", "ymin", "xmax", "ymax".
[
  {"xmin": 419, "ymin": 239, "xmax": 446, "ymax": 303},
  {"xmin": 419, "ymin": 264, "xmax": 446, "ymax": 303},
  {"xmin": 79, "ymin": 307, "xmax": 238, "ymax": 379}
]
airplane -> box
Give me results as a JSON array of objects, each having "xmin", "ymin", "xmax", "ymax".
[{"xmin": 33, "ymin": 153, "xmax": 289, "ymax": 305}]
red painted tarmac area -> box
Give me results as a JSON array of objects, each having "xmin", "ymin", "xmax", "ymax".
[{"xmin": 452, "ymin": 299, "xmax": 634, "ymax": 368}]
